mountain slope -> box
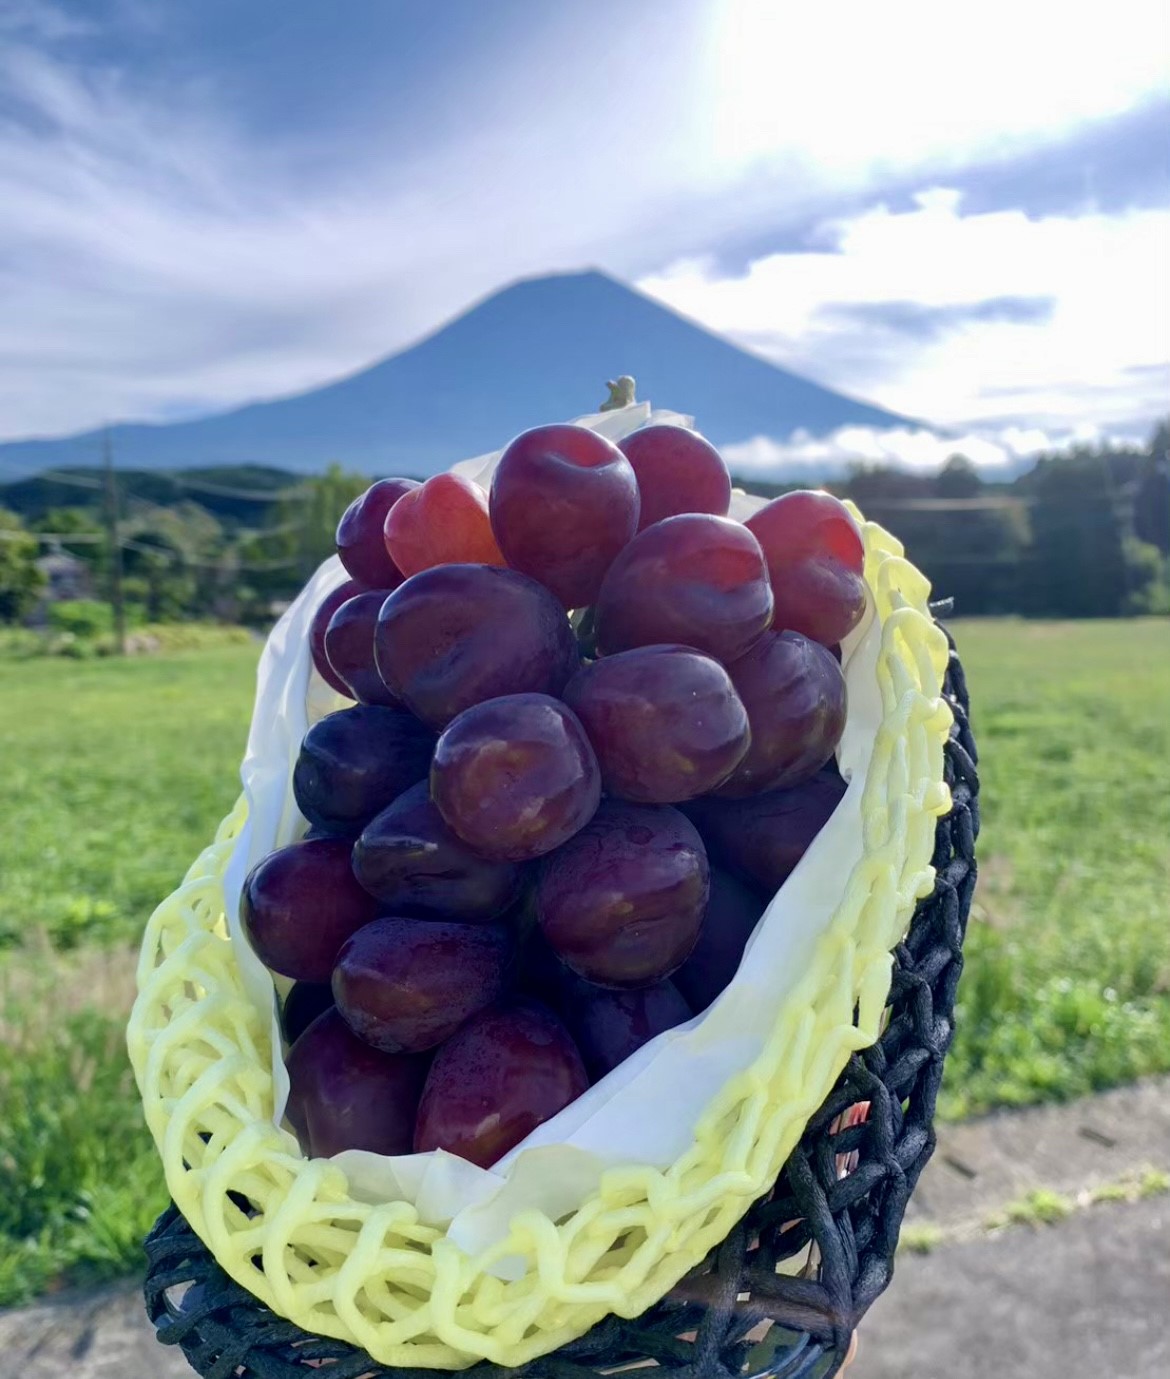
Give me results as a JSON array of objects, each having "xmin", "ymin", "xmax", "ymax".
[{"xmin": 0, "ymin": 271, "xmax": 910, "ymax": 477}]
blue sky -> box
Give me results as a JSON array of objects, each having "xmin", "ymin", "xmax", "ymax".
[{"xmin": 0, "ymin": 0, "xmax": 1166, "ymax": 469}]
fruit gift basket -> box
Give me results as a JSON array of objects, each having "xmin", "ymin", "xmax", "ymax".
[{"xmin": 129, "ymin": 394, "xmax": 978, "ymax": 1379}]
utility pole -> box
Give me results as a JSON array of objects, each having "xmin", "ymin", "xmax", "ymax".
[{"xmin": 101, "ymin": 430, "xmax": 128, "ymax": 654}]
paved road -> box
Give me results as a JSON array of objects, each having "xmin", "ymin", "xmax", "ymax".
[{"xmin": 857, "ymin": 1195, "xmax": 1170, "ymax": 1379}]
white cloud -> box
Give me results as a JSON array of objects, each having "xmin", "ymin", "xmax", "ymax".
[
  {"xmin": 710, "ymin": 0, "xmax": 1169, "ymax": 175},
  {"xmin": 638, "ymin": 191, "xmax": 1170, "ymax": 435},
  {"xmin": 0, "ymin": 1, "xmax": 1166, "ymax": 443},
  {"xmin": 722, "ymin": 421, "xmax": 1124, "ymax": 481}
]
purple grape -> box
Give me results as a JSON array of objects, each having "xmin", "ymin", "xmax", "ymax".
[
  {"xmin": 285, "ymin": 1008, "xmax": 428, "ymax": 1158},
  {"xmin": 618, "ymin": 425, "xmax": 731, "ymax": 530},
  {"xmin": 562, "ymin": 645, "xmax": 750, "ymax": 803},
  {"xmin": 413, "ymin": 1001, "xmax": 588, "ymax": 1166},
  {"xmin": 333, "ymin": 917, "xmax": 512, "ymax": 1053},
  {"xmin": 374, "ymin": 564, "xmax": 579, "ymax": 730},
  {"xmin": 682, "ymin": 770, "xmax": 847, "ymax": 894},
  {"xmin": 335, "ymin": 478, "xmax": 417, "ymax": 589},
  {"xmin": 716, "ymin": 631, "xmax": 847, "ymax": 796},
  {"xmin": 241, "ymin": 837, "xmax": 381, "ymax": 983},
  {"xmin": 595, "ymin": 515, "xmax": 774, "ymax": 664},
  {"xmin": 352, "ymin": 781, "xmax": 522, "ymax": 921},
  {"xmin": 323, "ymin": 590, "xmax": 402, "ymax": 707},
  {"xmin": 490, "ymin": 423, "xmax": 640, "ymax": 607},
  {"xmin": 537, "ymin": 800, "xmax": 708, "ymax": 988},
  {"xmin": 560, "ymin": 977, "xmax": 692, "ymax": 1079},
  {"xmin": 431, "ymin": 693, "xmax": 601, "ymax": 862},
  {"xmin": 309, "ymin": 580, "xmax": 362, "ymax": 698},
  {"xmin": 673, "ymin": 868, "xmax": 769, "ymax": 1012},
  {"xmin": 293, "ymin": 705, "xmax": 435, "ymax": 835},
  {"xmin": 280, "ymin": 982, "xmax": 335, "ymax": 1045}
]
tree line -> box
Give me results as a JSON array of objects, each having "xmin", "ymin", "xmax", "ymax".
[{"xmin": 1, "ymin": 420, "xmax": 1167, "ymax": 629}]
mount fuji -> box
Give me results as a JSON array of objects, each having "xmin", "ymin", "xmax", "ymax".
[{"xmin": 0, "ymin": 270, "xmax": 911, "ymax": 478}]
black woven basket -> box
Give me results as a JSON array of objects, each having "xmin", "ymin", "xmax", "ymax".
[{"xmin": 143, "ymin": 629, "xmax": 978, "ymax": 1379}]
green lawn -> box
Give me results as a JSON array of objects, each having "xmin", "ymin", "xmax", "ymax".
[
  {"xmin": 0, "ymin": 622, "xmax": 1168, "ymax": 1303},
  {"xmin": 943, "ymin": 618, "xmax": 1170, "ymax": 1117},
  {"xmin": 0, "ymin": 646, "xmax": 259, "ymax": 949},
  {"xmin": 0, "ymin": 646, "xmax": 258, "ymax": 1304}
]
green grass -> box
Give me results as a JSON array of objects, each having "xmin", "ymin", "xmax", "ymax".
[
  {"xmin": 940, "ymin": 618, "xmax": 1170, "ymax": 1118},
  {"xmin": 0, "ymin": 646, "xmax": 259, "ymax": 1304},
  {"xmin": 0, "ymin": 645, "xmax": 258, "ymax": 948},
  {"xmin": 0, "ymin": 986, "xmax": 167, "ymax": 1305}
]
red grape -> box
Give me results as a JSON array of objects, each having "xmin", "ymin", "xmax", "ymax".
[
  {"xmin": 335, "ymin": 478, "xmax": 417, "ymax": 588},
  {"xmin": 537, "ymin": 800, "xmax": 708, "ymax": 988},
  {"xmin": 560, "ymin": 977, "xmax": 692, "ymax": 1079},
  {"xmin": 352, "ymin": 782, "xmax": 522, "ymax": 921},
  {"xmin": 562, "ymin": 645, "xmax": 750, "ymax": 803},
  {"xmin": 375, "ymin": 564, "xmax": 579, "ymax": 730},
  {"xmin": 673, "ymin": 868, "xmax": 769, "ymax": 1012},
  {"xmin": 716, "ymin": 631, "xmax": 846, "ymax": 796},
  {"xmin": 490, "ymin": 424, "xmax": 640, "ymax": 607},
  {"xmin": 324, "ymin": 591, "xmax": 402, "ymax": 707},
  {"xmin": 280, "ymin": 982, "xmax": 334, "ymax": 1045},
  {"xmin": 682, "ymin": 770, "xmax": 847, "ymax": 894},
  {"xmin": 413, "ymin": 1001, "xmax": 587, "ymax": 1166},
  {"xmin": 309, "ymin": 579, "xmax": 363, "ymax": 698},
  {"xmin": 748, "ymin": 490, "xmax": 863, "ymax": 569},
  {"xmin": 745, "ymin": 491, "xmax": 866, "ymax": 646},
  {"xmin": 618, "ymin": 425, "xmax": 731, "ymax": 530},
  {"xmin": 285, "ymin": 1008, "xmax": 428, "ymax": 1158},
  {"xmin": 241, "ymin": 837, "xmax": 381, "ymax": 983},
  {"xmin": 293, "ymin": 705, "xmax": 435, "ymax": 835},
  {"xmin": 432, "ymin": 693, "xmax": 601, "ymax": 862},
  {"xmin": 384, "ymin": 473, "xmax": 506, "ymax": 577},
  {"xmin": 595, "ymin": 514, "xmax": 773, "ymax": 664},
  {"xmin": 333, "ymin": 917, "xmax": 512, "ymax": 1053}
]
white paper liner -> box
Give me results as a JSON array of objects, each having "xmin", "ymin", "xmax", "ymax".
[{"xmin": 219, "ymin": 400, "xmax": 877, "ymax": 1264}]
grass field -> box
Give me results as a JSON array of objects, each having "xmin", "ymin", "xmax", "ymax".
[
  {"xmin": 0, "ymin": 646, "xmax": 258, "ymax": 1304},
  {"xmin": 0, "ymin": 646, "xmax": 259, "ymax": 950},
  {"xmin": 940, "ymin": 618, "xmax": 1170, "ymax": 1117},
  {"xmin": 0, "ymin": 621, "xmax": 1168, "ymax": 1303}
]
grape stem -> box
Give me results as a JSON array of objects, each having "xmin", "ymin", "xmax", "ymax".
[{"xmin": 600, "ymin": 376, "xmax": 636, "ymax": 411}]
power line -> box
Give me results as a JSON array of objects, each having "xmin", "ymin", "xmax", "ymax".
[
  {"xmin": 0, "ymin": 455, "xmax": 310, "ymax": 502},
  {"xmin": 0, "ymin": 466, "xmax": 106, "ymax": 490},
  {"xmin": 0, "ymin": 530, "xmax": 104, "ymax": 543},
  {"xmin": 169, "ymin": 474, "xmax": 311, "ymax": 502}
]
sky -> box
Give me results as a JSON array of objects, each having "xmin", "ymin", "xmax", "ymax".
[{"xmin": 0, "ymin": 0, "xmax": 1167, "ymax": 471}]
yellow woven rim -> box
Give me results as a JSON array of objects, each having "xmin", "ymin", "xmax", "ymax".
[{"xmin": 127, "ymin": 508, "xmax": 953, "ymax": 1369}]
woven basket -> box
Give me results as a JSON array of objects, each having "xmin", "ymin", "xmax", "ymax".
[{"xmin": 131, "ymin": 514, "xmax": 973, "ymax": 1376}]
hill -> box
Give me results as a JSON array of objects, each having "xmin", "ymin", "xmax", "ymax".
[{"xmin": 0, "ymin": 270, "xmax": 909, "ymax": 478}]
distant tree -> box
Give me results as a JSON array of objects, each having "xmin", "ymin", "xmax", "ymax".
[
  {"xmin": 0, "ymin": 506, "xmax": 45, "ymax": 623},
  {"xmin": 1017, "ymin": 450, "xmax": 1130, "ymax": 616},
  {"xmin": 228, "ymin": 463, "xmax": 371, "ymax": 620},
  {"xmin": 32, "ymin": 506, "xmax": 105, "ymax": 554},
  {"xmin": 261, "ymin": 463, "xmax": 372, "ymax": 582},
  {"xmin": 843, "ymin": 464, "xmax": 930, "ymax": 504},
  {"xmin": 1133, "ymin": 419, "xmax": 1169, "ymax": 555},
  {"xmin": 935, "ymin": 454, "xmax": 982, "ymax": 499}
]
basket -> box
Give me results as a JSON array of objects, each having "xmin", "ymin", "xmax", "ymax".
[{"xmin": 130, "ymin": 515, "xmax": 973, "ymax": 1377}]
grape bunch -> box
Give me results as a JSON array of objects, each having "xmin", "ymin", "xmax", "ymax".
[{"xmin": 247, "ymin": 421, "xmax": 863, "ymax": 1170}]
